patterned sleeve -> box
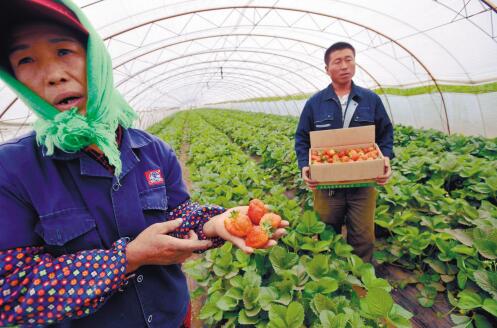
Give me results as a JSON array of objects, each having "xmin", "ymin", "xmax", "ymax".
[
  {"xmin": 0, "ymin": 238, "xmax": 129, "ymax": 326},
  {"xmin": 168, "ymin": 200, "xmax": 225, "ymax": 249}
]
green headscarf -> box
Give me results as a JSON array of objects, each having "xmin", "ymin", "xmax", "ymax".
[{"xmin": 0, "ymin": 0, "xmax": 137, "ymax": 178}]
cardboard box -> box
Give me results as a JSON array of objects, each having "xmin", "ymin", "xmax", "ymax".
[{"xmin": 309, "ymin": 125, "xmax": 384, "ymax": 188}]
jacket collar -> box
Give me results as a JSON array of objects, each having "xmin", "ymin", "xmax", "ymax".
[{"xmin": 323, "ymin": 81, "xmax": 364, "ymax": 102}]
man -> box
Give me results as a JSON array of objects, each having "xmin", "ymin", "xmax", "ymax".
[
  {"xmin": 0, "ymin": 1, "xmax": 287, "ymax": 327},
  {"xmin": 295, "ymin": 41, "xmax": 393, "ymax": 263}
]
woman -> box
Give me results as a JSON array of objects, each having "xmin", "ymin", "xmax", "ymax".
[{"xmin": 0, "ymin": 1, "xmax": 287, "ymax": 327}]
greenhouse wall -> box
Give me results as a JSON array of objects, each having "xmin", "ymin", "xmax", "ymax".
[{"xmin": 207, "ymin": 92, "xmax": 497, "ymax": 138}]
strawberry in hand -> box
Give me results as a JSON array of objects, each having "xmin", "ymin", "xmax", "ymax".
[
  {"xmin": 247, "ymin": 199, "xmax": 267, "ymax": 224},
  {"xmin": 245, "ymin": 225, "xmax": 270, "ymax": 249},
  {"xmin": 224, "ymin": 210, "xmax": 252, "ymax": 237},
  {"xmin": 260, "ymin": 213, "xmax": 282, "ymax": 230}
]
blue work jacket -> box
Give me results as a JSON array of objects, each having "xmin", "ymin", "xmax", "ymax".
[
  {"xmin": 0, "ymin": 128, "xmax": 190, "ymax": 327},
  {"xmin": 294, "ymin": 82, "xmax": 394, "ymax": 170}
]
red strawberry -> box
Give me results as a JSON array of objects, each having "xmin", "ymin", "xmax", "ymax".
[
  {"xmin": 248, "ymin": 199, "xmax": 267, "ymax": 225},
  {"xmin": 260, "ymin": 213, "xmax": 282, "ymax": 230},
  {"xmin": 224, "ymin": 210, "xmax": 253, "ymax": 237},
  {"xmin": 245, "ymin": 226, "xmax": 270, "ymax": 248}
]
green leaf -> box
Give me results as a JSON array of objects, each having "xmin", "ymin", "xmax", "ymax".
[
  {"xmin": 304, "ymin": 277, "xmax": 339, "ymax": 295},
  {"xmin": 485, "ymin": 176, "xmax": 497, "ymax": 191},
  {"xmin": 269, "ymin": 246, "xmax": 299, "ymax": 273},
  {"xmin": 243, "ymin": 286, "xmax": 260, "ymax": 309},
  {"xmin": 304, "ymin": 254, "xmax": 329, "ymax": 280},
  {"xmin": 474, "ymin": 313, "xmax": 493, "ymax": 328},
  {"xmin": 268, "ymin": 304, "xmax": 287, "ymax": 328},
  {"xmin": 259, "ymin": 287, "xmax": 279, "ymax": 310},
  {"xmin": 452, "ymin": 244, "xmax": 476, "ymax": 256},
  {"xmin": 457, "ymin": 271, "xmax": 468, "ymax": 290},
  {"xmin": 360, "ymin": 287, "xmax": 393, "ymax": 318},
  {"xmin": 482, "ymin": 298, "xmax": 497, "ymax": 317},
  {"xmin": 457, "ymin": 290, "xmax": 483, "ymax": 310},
  {"xmin": 285, "ymin": 302, "xmax": 305, "ymax": 328},
  {"xmin": 244, "ymin": 269, "xmax": 262, "ymax": 287},
  {"xmin": 386, "ymin": 304, "xmax": 413, "ymax": 328},
  {"xmin": 296, "ymin": 211, "xmax": 326, "ymax": 235},
  {"xmin": 225, "ymin": 287, "xmax": 243, "ymax": 301},
  {"xmin": 334, "ymin": 242, "xmax": 354, "ymax": 258},
  {"xmin": 312, "ymin": 294, "xmax": 338, "ymax": 314},
  {"xmin": 238, "ymin": 309, "xmax": 260, "ymax": 325},
  {"xmin": 245, "ymin": 305, "xmax": 262, "ymax": 317},
  {"xmin": 424, "ymin": 258, "xmax": 448, "ymax": 274},
  {"xmin": 319, "ymin": 310, "xmax": 337, "ymax": 328},
  {"xmin": 450, "ymin": 314, "xmax": 471, "ymax": 325},
  {"xmin": 216, "ymin": 295, "xmax": 238, "ymax": 311},
  {"xmin": 474, "ymin": 270, "xmax": 497, "ymax": 300}
]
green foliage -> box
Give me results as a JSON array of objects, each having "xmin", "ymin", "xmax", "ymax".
[{"xmin": 149, "ymin": 110, "xmax": 497, "ymax": 326}]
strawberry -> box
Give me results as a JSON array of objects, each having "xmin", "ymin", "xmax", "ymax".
[
  {"xmin": 248, "ymin": 199, "xmax": 267, "ymax": 225},
  {"xmin": 260, "ymin": 213, "xmax": 282, "ymax": 230},
  {"xmin": 245, "ymin": 225, "xmax": 270, "ymax": 248},
  {"xmin": 224, "ymin": 210, "xmax": 253, "ymax": 237}
]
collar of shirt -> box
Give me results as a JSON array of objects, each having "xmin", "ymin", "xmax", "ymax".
[
  {"xmin": 323, "ymin": 81, "xmax": 364, "ymax": 103},
  {"xmin": 41, "ymin": 127, "xmax": 154, "ymax": 178}
]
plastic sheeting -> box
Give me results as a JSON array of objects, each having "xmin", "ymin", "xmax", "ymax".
[{"xmin": 1, "ymin": 0, "xmax": 497, "ymax": 140}]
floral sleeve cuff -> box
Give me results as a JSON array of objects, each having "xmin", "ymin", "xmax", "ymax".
[{"xmin": 168, "ymin": 200, "xmax": 225, "ymax": 249}]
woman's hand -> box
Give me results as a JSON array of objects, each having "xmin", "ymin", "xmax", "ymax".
[
  {"xmin": 203, "ymin": 206, "xmax": 289, "ymax": 254},
  {"xmin": 125, "ymin": 219, "xmax": 212, "ymax": 274}
]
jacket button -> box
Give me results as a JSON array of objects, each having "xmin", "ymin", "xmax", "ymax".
[
  {"xmin": 147, "ymin": 315, "xmax": 153, "ymax": 323},
  {"xmin": 137, "ymin": 275, "xmax": 143, "ymax": 283}
]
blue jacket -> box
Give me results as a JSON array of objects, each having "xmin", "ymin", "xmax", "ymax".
[
  {"xmin": 0, "ymin": 128, "xmax": 192, "ymax": 327},
  {"xmin": 295, "ymin": 82, "xmax": 394, "ymax": 169}
]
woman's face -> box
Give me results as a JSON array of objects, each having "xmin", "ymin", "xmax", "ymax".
[{"xmin": 8, "ymin": 22, "xmax": 88, "ymax": 114}]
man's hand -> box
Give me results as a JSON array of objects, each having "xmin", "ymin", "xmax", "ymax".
[
  {"xmin": 125, "ymin": 219, "xmax": 212, "ymax": 274},
  {"xmin": 302, "ymin": 166, "xmax": 319, "ymax": 190},
  {"xmin": 203, "ymin": 206, "xmax": 289, "ymax": 254},
  {"xmin": 376, "ymin": 156, "xmax": 392, "ymax": 186}
]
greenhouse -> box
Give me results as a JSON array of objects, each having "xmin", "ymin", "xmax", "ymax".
[{"xmin": 0, "ymin": 0, "xmax": 496, "ymax": 328}]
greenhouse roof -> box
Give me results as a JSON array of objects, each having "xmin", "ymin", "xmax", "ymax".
[{"xmin": 1, "ymin": 0, "xmax": 496, "ymax": 140}]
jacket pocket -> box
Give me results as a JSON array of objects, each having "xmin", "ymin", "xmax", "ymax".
[
  {"xmin": 353, "ymin": 107, "xmax": 374, "ymax": 125},
  {"xmin": 139, "ymin": 186, "xmax": 168, "ymax": 224},
  {"xmin": 35, "ymin": 208, "xmax": 102, "ymax": 255},
  {"xmin": 314, "ymin": 113, "xmax": 335, "ymax": 130}
]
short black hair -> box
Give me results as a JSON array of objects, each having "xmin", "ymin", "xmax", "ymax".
[{"xmin": 324, "ymin": 42, "xmax": 355, "ymax": 65}]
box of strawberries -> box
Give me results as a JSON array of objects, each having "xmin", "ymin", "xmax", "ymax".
[{"xmin": 309, "ymin": 125, "xmax": 384, "ymax": 188}]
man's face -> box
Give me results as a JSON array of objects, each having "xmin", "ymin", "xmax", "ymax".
[
  {"xmin": 8, "ymin": 22, "xmax": 87, "ymax": 114},
  {"xmin": 325, "ymin": 48, "xmax": 355, "ymax": 86}
]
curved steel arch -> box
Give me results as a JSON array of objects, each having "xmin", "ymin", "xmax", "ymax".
[
  {"xmin": 114, "ymin": 47, "xmax": 398, "ymax": 122},
  {"xmin": 129, "ymin": 71, "xmax": 293, "ymax": 109},
  {"xmin": 110, "ymin": 31, "xmax": 405, "ymax": 97},
  {"xmin": 139, "ymin": 78, "xmax": 277, "ymax": 111},
  {"xmin": 125, "ymin": 65, "xmax": 306, "ymax": 105},
  {"xmin": 120, "ymin": 58, "xmax": 321, "ymax": 96},
  {"xmin": 100, "ymin": 5, "xmax": 449, "ymax": 132}
]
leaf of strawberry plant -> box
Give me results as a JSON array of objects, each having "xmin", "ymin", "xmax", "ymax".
[
  {"xmin": 386, "ymin": 304, "xmax": 413, "ymax": 328},
  {"xmin": 474, "ymin": 270, "xmax": 497, "ymax": 300},
  {"xmin": 304, "ymin": 254, "xmax": 329, "ymax": 280},
  {"xmin": 457, "ymin": 290, "xmax": 483, "ymax": 309},
  {"xmin": 238, "ymin": 309, "xmax": 260, "ymax": 325},
  {"xmin": 304, "ymin": 277, "xmax": 339, "ymax": 295},
  {"xmin": 269, "ymin": 246, "xmax": 299, "ymax": 274},
  {"xmin": 259, "ymin": 286, "xmax": 279, "ymax": 310},
  {"xmin": 296, "ymin": 211, "xmax": 326, "ymax": 235},
  {"xmin": 482, "ymin": 298, "xmax": 497, "ymax": 317},
  {"xmin": 243, "ymin": 286, "xmax": 260, "ymax": 309},
  {"xmin": 216, "ymin": 295, "xmax": 238, "ymax": 311},
  {"xmin": 360, "ymin": 287, "xmax": 393, "ymax": 319},
  {"xmin": 285, "ymin": 302, "xmax": 305, "ymax": 328}
]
